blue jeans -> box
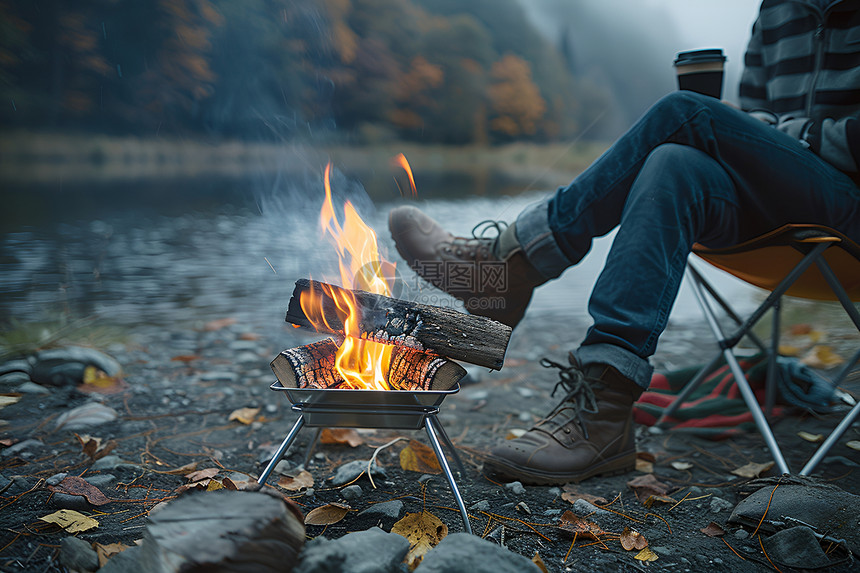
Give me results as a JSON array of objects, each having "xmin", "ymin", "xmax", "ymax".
[{"xmin": 515, "ymin": 91, "xmax": 860, "ymax": 389}]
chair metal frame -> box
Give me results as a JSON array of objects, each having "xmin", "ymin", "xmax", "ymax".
[{"xmin": 655, "ymin": 225, "xmax": 860, "ymax": 475}]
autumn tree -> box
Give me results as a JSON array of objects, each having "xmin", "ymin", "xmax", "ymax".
[{"xmin": 488, "ymin": 54, "xmax": 545, "ymax": 138}]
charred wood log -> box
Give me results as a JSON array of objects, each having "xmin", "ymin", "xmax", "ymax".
[
  {"xmin": 286, "ymin": 279, "xmax": 511, "ymax": 370},
  {"xmin": 270, "ymin": 337, "xmax": 466, "ymax": 391}
]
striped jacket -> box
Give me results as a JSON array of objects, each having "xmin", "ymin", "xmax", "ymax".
[{"xmin": 739, "ymin": 0, "xmax": 860, "ymax": 175}]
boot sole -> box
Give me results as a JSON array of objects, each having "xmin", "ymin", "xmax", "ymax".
[{"xmin": 482, "ymin": 451, "xmax": 636, "ymax": 486}]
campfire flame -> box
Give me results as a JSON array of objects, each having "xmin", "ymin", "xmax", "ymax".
[
  {"xmin": 392, "ymin": 153, "xmax": 417, "ymax": 197},
  {"xmin": 300, "ymin": 163, "xmax": 398, "ymax": 390}
]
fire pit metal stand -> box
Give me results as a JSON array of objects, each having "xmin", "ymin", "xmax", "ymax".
[{"xmin": 257, "ymin": 381, "xmax": 472, "ymax": 534}]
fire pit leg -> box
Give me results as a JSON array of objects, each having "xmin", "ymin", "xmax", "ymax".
[
  {"xmin": 425, "ymin": 416, "xmax": 472, "ymax": 534},
  {"xmin": 257, "ymin": 415, "xmax": 306, "ymax": 486},
  {"xmin": 427, "ymin": 414, "xmax": 466, "ymax": 477}
]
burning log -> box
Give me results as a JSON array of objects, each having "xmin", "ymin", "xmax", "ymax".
[
  {"xmin": 271, "ymin": 337, "xmax": 466, "ymax": 391},
  {"xmin": 286, "ymin": 279, "xmax": 511, "ymax": 370}
]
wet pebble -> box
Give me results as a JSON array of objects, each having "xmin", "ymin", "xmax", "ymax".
[
  {"xmin": 1, "ymin": 372, "xmax": 31, "ymax": 386},
  {"xmin": 329, "ymin": 460, "xmax": 387, "ymax": 486},
  {"xmin": 572, "ymin": 498, "xmax": 609, "ymax": 517},
  {"xmin": 709, "ymin": 496, "xmax": 734, "ymax": 513},
  {"xmin": 415, "ymin": 533, "xmax": 543, "ymax": 573},
  {"xmin": 84, "ymin": 474, "xmax": 116, "ymax": 488},
  {"xmin": 734, "ymin": 529, "xmax": 750, "ymax": 540},
  {"xmin": 55, "ymin": 402, "xmax": 118, "ymax": 430},
  {"xmin": 46, "ymin": 473, "xmax": 68, "ymax": 486},
  {"xmin": 200, "ymin": 371, "xmax": 238, "ymax": 383},
  {"xmin": 16, "ymin": 381, "xmax": 50, "ymax": 394},
  {"xmin": 60, "ymin": 536, "xmax": 99, "ymax": 573},
  {"xmin": 469, "ymin": 500, "xmax": 490, "ymax": 512},
  {"xmin": 418, "ymin": 474, "xmax": 435, "ymax": 484},
  {"xmin": 264, "ymin": 404, "xmax": 278, "ymax": 414},
  {"xmin": 294, "ymin": 527, "xmax": 408, "ymax": 573},
  {"xmin": 0, "ymin": 359, "xmax": 32, "ymax": 376},
  {"xmin": 52, "ymin": 493, "xmax": 95, "ymax": 511},
  {"xmin": 341, "ymin": 484, "xmax": 363, "ymax": 500},
  {"xmin": 504, "ymin": 481, "xmax": 526, "ymax": 495},
  {"xmin": 91, "ymin": 455, "xmax": 138, "ymax": 471},
  {"xmin": 359, "ymin": 500, "xmax": 403, "ymax": 519},
  {"xmin": 1, "ymin": 439, "xmax": 44, "ymax": 458},
  {"xmin": 517, "ymin": 411, "xmax": 532, "ymax": 423}
]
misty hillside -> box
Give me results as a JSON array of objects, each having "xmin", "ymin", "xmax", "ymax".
[{"xmin": 1, "ymin": 0, "xmax": 681, "ymax": 144}]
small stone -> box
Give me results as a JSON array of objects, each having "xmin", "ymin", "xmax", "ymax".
[
  {"xmin": 264, "ymin": 404, "xmax": 278, "ymax": 414},
  {"xmin": 504, "ymin": 481, "xmax": 526, "ymax": 495},
  {"xmin": 273, "ymin": 460, "xmax": 293, "ymax": 475},
  {"xmin": 415, "ymin": 533, "xmax": 543, "ymax": 573},
  {"xmin": 547, "ymin": 487, "xmax": 562, "ymax": 497},
  {"xmin": 97, "ymin": 544, "xmax": 143, "ymax": 573},
  {"xmin": 200, "ymin": 371, "xmax": 238, "ymax": 383},
  {"xmin": 60, "ymin": 536, "xmax": 99, "ymax": 572},
  {"xmin": 469, "ymin": 500, "xmax": 490, "ymax": 512},
  {"xmin": 1, "ymin": 372, "xmax": 31, "ymax": 385},
  {"xmin": 1, "ymin": 439, "xmax": 44, "ymax": 458},
  {"xmin": 55, "ymin": 402, "xmax": 118, "ymax": 431},
  {"xmin": 572, "ymin": 498, "xmax": 609, "ymax": 517},
  {"xmin": 517, "ymin": 411, "xmax": 532, "ymax": 423},
  {"xmin": 710, "ymin": 496, "xmax": 734, "ymax": 513},
  {"xmin": 515, "ymin": 387, "xmax": 534, "ymax": 398},
  {"xmin": 515, "ymin": 501, "xmax": 530, "ymax": 514},
  {"xmin": 53, "ymin": 492, "xmax": 95, "ymax": 511},
  {"xmin": 293, "ymin": 527, "xmax": 409, "ymax": 573},
  {"xmin": 0, "ymin": 359, "xmax": 32, "ymax": 376},
  {"xmin": 359, "ymin": 500, "xmax": 403, "ymax": 519},
  {"xmin": 15, "ymin": 381, "xmax": 50, "ymax": 394},
  {"xmin": 734, "ymin": 529, "xmax": 750, "ymax": 540},
  {"xmin": 46, "ymin": 473, "xmax": 68, "ymax": 486},
  {"xmin": 91, "ymin": 455, "xmax": 138, "ymax": 471},
  {"xmin": 341, "ymin": 484, "xmax": 363, "ymax": 500},
  {"xmin": 329, "ymin": 460, "xmax": 387, "ymax": 486},
  {"xmin": 418, "ymin": 474, "xmax": 434, "ymax": 484},
  {"xmin": 304, "ymin": 488, "xmax": 315, "ymax": 498},
  {"xmin": 543, "ymin": 508, "xmax": 562, "ymax": 516},
  {"xmin": 84, "ymin": 474, "xmax": 116, "ymax": 488}
]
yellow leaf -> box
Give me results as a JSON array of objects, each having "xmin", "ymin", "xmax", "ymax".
[
  {"xmin": 778, "ymin": 345, "xmax": 801, "ymax": 357},
  {"xmin": 304, "ymin": 503, "xmax": 350, "ymax": 526},
  {"xmin": 800, "ymin": 345, "xmax": 844, "ymax": 369},
  {"xmin": 228, "ymin": 407, "xmax": 260, "ymax": 425},
  {"xmin": 634, "ymin": 547, "xmax": 659, "ymax": 562},
  {"xmin": 391, "ymin": 511, "xmax": 448, "ymax": 570},
  {"xmin": 731, "ymin": 461, "xmax": 774, "ymax": 479},
  {"xmin": 83, "ymin": 366, "xmax": 114, "ymax": 388},
  {"xmin": 206, "ymin": 479, "xmax": 224, "ymax": 491},
  {"xmin": 39, "ymin": 509, "xmax": 99, "ymax": 533},
  {"xmin": 399, "ymin": 440, "xmax": 442, "ymax": 474},
  {"xmin": 278, "ymin": 470, "xmax": 314, "ymax": 492},
  {"xmin": 797, "ymin": 431, "xmax": 823, "ymax": 443}
]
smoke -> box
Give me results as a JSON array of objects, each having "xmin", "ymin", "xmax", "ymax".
[{"xmin": 516, "ymin": 0, "xmax": 684, "ymax": 135}]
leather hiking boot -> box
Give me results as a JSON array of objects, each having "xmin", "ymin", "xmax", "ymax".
[
  {"xmin": 483, "ymin": 355, "xmax": 644, "ymax": 485},
  {"xmin": 388, "ymin": 205, "xmax": 545, "ymax": 329}
]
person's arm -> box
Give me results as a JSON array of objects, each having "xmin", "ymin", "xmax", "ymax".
[{"xmin": 781, "ymin": 116, "xmax": 860, "ymax": 173}]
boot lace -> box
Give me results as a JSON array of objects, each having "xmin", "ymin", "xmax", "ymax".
[
  {"xmin": 540, "ymin": 357, "xmax": 599, "ymax": 439},
  {"xmin": 471, "ymin": 220, "xmax": 508, "ymax": 239}
]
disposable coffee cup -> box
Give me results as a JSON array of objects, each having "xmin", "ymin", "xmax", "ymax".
[{"xmin": 674, "ymin": 49, "xmax": 726, "ymax": 99}]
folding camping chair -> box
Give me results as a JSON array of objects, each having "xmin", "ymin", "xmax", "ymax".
[{"xmin": 654, "ymin": 224, "xmax": 860, "ymax": 475}]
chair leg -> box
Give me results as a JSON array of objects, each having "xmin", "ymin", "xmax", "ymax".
[
  {"xmin": 689, "ymin": 271, "xmax": 791, "ymax": 475},
  {"xmin": 800, "ymin": 401, "xmax": 860, "ymax": 475},
  {"xmin": 766, "ymin": 299, "xmax": 781, "ymax": 418}
]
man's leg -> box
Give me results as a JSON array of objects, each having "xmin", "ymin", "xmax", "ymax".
[{"xmin": 483, "ymin": 144, "xmax": 740, "ymax": 484}]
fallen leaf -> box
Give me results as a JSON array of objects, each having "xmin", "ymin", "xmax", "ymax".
[
  {"xmin": 558, "ymin": 510, "xmax": 606, "ymax": 540},
  {"xmin": 797, "ymin": 431, "xmax": 823, "ymax": 443},
  {"xmin": 171, "ymin": 355, "xmax": 201, "ymax": 363},
  {"xmin": 185, "ymin": 468, "xmax": 219, "ymax": 482},
  {"xmin": 801, "ymin": 345, "xmax": 844, "ymax": 369},
  {"xmin": 731, "ymin": 461, "xmax": 774, "ymax": 479},
  {"xmin": 94, "ymin": 542, "xmax": 128, "ymax": 567},
  {"xmin": 203, "ymin": 317, "xmax": 237, "ymax": 331},
  {"xmin": 278, "ymin": 469, "xmax": 314, "ymax": 491},
  {"xmin": 620, "ymin": 527, "xmax": 649, "ymax": 551},
  {"xmin": 560, "ymin": 485, "xmax": 608, "ymax": 506},
  {"xmin": 643, "ymin": 494, "xmax": 677, "ymax": 508},
  {"xmin": 635, "ymin": 458, "xmax": 654, "ymax": 473},
  {"xmin": 206, "ymin": 480, "xmax": 224, "ymax": 491},
  {"xmin": 305, "ymin": 503, "xmax": 350, "ymax": 525},
  {"xmin": 228, "ymin": 407, "xmax": 260, "ymax": 425},
  {"xmin": 634, "ymin": 547, "xmax": 659, "ymax": 562},
  {"xmin": 160, "ymin": 461, "xmax": 198, "ymax": 475},
  {"xmin": 238, "ymin": 332, "xmax": 260, "ymax": 341},
  {"xmin": 74, "ymin": 434, "xmax": 116, "ymax": 461},
  {"xmin": 505, "ymin": 428, "xmax": 526, "ymax": 440},
  {"xmin": 320, "ymin": 428, "xmax": 364, "ymax": 448},
  {"xmin": 778, "ymin": 345, "xmax": 801, "ymax": 357},
  {"xmin": 222, "ymin": 477, "xmax": 238, "ymax": 490},
  {"xmin": 48, "ymin": 475, "xmax": 111, "ymax": 506},
  {"xmin": 627, "ymin": 473, "xmax": 671, "ymax": 503},
  {"xmin": 700, "ymin": 521, "xmax": 726, "ymax": 537},
  {"xmin": 790, "ymin": 324, "xmax": 813, "ymax": 335},
  {"xmin": 532, "ymin": 551, "xmax": 549, "ymax": 573},
  {"xmin": 391, "ymin": 511, "xmax": 448, "ymax": 570},
  {"xmin": 82, "ymin": 366, "xmax": 121, "ymax": 389},
  {"xmin": 399, "ymin": 440, "xmax": 442, "ymax": 474},
  {"xmin": 39, "ymin": 509, "xmax": 99, "ymax": 533},
  {"xmin": 0, "ymin": 394, "xmax": 22, "ymax": 408},
  {"xmin": 847, "ymin": 441, "xmax": 860, "ymax": 451},
  {"xmin": 670, "ymin": 461, "xmax": 693, "ymax": 471}
]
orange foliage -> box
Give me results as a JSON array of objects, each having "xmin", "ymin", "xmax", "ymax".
[
  {"xmin": 488, "ymin": 53, "xmax": 546, "ymax": 136},
  {"xmin": 322, "ymin": 0, "xmax": 358, "ymax": 64},
  {"xmin": 395, "ymin": 56, "xmax": 443, "ymax": 103}
]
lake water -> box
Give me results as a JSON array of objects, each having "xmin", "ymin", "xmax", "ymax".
[{"xmin": 0, "ymin": 169, "xmax": 760, "ymax": 340}]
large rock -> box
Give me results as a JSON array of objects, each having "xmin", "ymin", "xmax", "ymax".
[
  {"xmin": 294, "ymin": 528, "xmax": 409, "ymax": 573},
  {"xmin": 414, "ymin": 533, "xmax": 542, "ymax": 573},
  {"xmin": 31, "ymin": 346, "xmax": 121, "ymax": 386}
]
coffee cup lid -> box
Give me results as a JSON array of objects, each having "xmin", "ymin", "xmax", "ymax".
[{"xmin": 674, "ymin": 49, "xmax": 726, "ymax": 66}]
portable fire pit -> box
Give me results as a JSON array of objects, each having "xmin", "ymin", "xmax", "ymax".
[{"xmin": 256, "ymin": 279, "xmax": 513, "ymax": 534}]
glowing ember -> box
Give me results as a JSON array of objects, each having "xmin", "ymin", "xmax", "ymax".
[
  {"xmin": 300, "ymin": 163, "xmax": 399, "ymax": 390},
  {"xmin": 392, "ymin": 153, "xmax": 417, "ymax": 198}
]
